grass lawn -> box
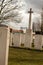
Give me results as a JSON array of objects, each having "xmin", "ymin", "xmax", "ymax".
[{"xmin": 8, "ymin": 47, "xmax": 43, "ymax": 65}]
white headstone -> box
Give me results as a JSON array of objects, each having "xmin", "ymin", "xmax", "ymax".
[
  {"xmin": 20, "ymin": 33, "xmax": 25, "ymax": 47},
  {"xmin": 25, "ymin": 29, "xmax": 32, "ymax": 48},
  {"xmin": 34, "ymin": 35, "xmax": 42, "ymax": 50},
  {"xmin": 13, "ymin": 33, "xmax": 20, "ymax": 47},
  {"xmin": 42, "ymin": 35, "xmax": 43, "ymax": 47},
  {"xmin": 0, "ymin": 25, "xmax": 10, "ymax": 65}
]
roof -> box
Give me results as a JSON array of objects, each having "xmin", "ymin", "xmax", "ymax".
[
  {"xmin": 0, "ymin": 24, "xmax": 24, "ymax": 33},
  {"xmin": 0, "ymin": 24, "xmax": 8, "ymax": 28},
  {"xmin": 10, "ymin": 28, "xmax": 24, "ymax": 33}
]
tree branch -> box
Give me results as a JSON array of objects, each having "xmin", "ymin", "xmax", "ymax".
[
  {"xmin": 2, "ymin": 5, "xmax": 18, "ymax": 15},
  {"xmin": 0, "ymin": 0, "xmax": 23, "ymax": 23},
  {"xmin": 1, "ymin": 0, "xmax": 5, "ymax": 6},
  {"xmin": 1, "ymin": 0, "xmax": 13, "ymax": 11}
]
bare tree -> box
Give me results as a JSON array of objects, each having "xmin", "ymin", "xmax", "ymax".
[
  {"xmin": 41, "ymin": 8, "xmax": 43, "ymax": 33},
  {"xmin": 0, "ymin": 0, "xmax": 24, "ymax": 24}
]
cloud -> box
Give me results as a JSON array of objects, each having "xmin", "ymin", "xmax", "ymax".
[
  {"xmin": 1, "ymin": 0, "xmax": 42, "ymax": 29},
  {"xmin": 25, "ymin": 0, "xmax": 43, "ymax": 11}
]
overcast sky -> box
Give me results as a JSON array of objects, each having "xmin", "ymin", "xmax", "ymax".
[
  {"xmin": 2, "ymin": 0, "xmax": 43, "ymax": 30},
  {"xmin": 14, "ymin": 0, "xmax": 43, "ymax": 30},
  {"xmin": 25, "ymin": 0, "xmax": 43, "ymax": 11}
]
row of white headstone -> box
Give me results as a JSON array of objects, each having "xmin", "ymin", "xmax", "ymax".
[
  {"xmin": 9, "ymin": 29, "xmax": 43, "ymax": 50},
  {"xmin": 9, "ymin": 29, "xmax": 32, "ymax": 48}
]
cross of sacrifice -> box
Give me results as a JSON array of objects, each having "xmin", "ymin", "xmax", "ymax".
[{"xmin": 28, "ymin": 8, "xmax": 33, "ymax": 29}]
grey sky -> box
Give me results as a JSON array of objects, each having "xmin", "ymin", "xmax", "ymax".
[
  {"xmin": 25, "ymin": 0, "xmax": 43, "ymax": 12},
  {"xmin": 18, "ymin": 0, "xmax": 43, "ymax": 30},
  {"xmin": 1, "ymin": 0, "xmax": 43, "ymax": 30}
]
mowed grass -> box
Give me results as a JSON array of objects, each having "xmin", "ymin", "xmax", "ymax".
[{"xmin": 8, "ymin": 47, "xmax": 43, "ymax": 65}]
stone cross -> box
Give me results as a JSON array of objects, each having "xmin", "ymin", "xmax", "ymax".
[{"xmin": 28, "ymin": 8, "xmax": 33, "ymax": 29}]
